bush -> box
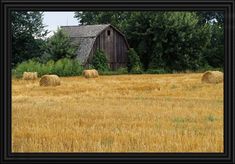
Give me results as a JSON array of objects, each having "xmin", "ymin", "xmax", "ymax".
[
  {"xmin": 100, "ymin": 67, "xmax": 128, "ymax": 75},
  {"xmin": 53, "ymin": 58, "xmax": 83, "ymax": 76},
  {"xmin": 13, "ymin": 58, "xmax": 83, "ymax": 78},
  {"xmin": 116, "ymin": 67, "xmax": 128, "ymax": 74},
  {"xmin": 145, "ymin": 68, "xmax": 169, "ymax": 74},
  {"xmin": 91, "ymin": 50, "xmax": 110, "ymax": 72},
  {"xmin": 127, "ymin": 48, "xmax": 143, "ymax": 73},
  {"xmin": 13, "ymin": 59, "xmax": 42, "ymax": 78},
  {"xmin": 196, "ymin": 66, "xmax": 223, "ymax": 73},
  {"xmin": 130, "ymin": 65, "xmax": 143, "ymax": 74}
]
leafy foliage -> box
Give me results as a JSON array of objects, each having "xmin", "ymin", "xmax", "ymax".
[
  {"xmin": 196, "ymin": 11, "xmax": 224, "ymax": 25},
  {"xmin": 12, "ymin": 11, "xmax": 224, "ymax": 74},
  {"xmin": 145, "ymin": 68, "xmax": 169, "ymax": 74},
  {"xmin": 127, "ymin": 48, "xmax": 143, "ymax": 73},
  {"xmin": 122, "ymin": 12, "xmax": 211, "ymax": 71},
  {"xmin": 75, "ymin": 11, "xmax": 224, "ymax": 72},
  {"xmin": 196, "ymin": 11, "xmax": 224, "ymax": 68},
  {"xmin": 42, "ymin": 29, "xmax": 78, "ymax": 61},
  {"xmin": 203, "ymin": 22, "xmax": 224, "ymax": 68},
  {"xmin": 99, "ymin": 67, "xmax": 128, "ymax": 75},
  {"xmin": 74, "ymin": 11, "xmax": 130, "ymax": 31},
  {"xmin": 11, "ymin": 11, "xmax": 48, "ymax": 67},
  {"xmin": 91, "ymin": 50, "xmax": 110, "ymax": 72},
  {"xmin": 13, "ymin": 58, "xmax": 83, "ymax": 78}
]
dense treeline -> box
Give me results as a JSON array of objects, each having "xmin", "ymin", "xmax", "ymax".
[
  {"xmin": 75, "ymin": 11, "xmax": 224, "ymax": 71},
  {"xmin": 11, "ymin": 11, "xmax": 48, "ymax": 67},
  {"xmin": 12, "ymin": 11, "xmax": 224, "ymax": 75}
]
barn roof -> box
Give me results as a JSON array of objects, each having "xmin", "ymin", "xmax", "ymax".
[
  {"xmin": 61, "ymin": 24, "xmax": 128, "ymax": 64},
  {"xmin": 61, "ymin": 24, "xmax": 110, "ymax": 38}
]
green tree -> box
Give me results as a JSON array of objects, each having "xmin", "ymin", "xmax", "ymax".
[
  {"xmin": 196, "ymin": 11, "xmax": 224, "ymax": 68},
  {"xmin": 75, "ymin": 11, "xmax": 221, "ymax": 71},
  {"xmin": 122, "ymin": 12, "xmax": 211, "ymax": 71},
  {"xmin": 11, "ymin": 11, "xmax": 48, "ymax": 67},
  {"xmin": 203, "ymin": 22, "xmax": 224, "ymax": 68},
  {"xmin": 91, "ymin": 50, "xmax": 109, "ymax": 71},
  {"xmin": 75, "ymin": 11, "xmax": 102, "ymax": 25},
  {"xmin": 127, "ymin": 48, "xmax": 143, "ymax": 73},
  {"xmin": 43, "ymin": 28, "xmax": 78, "ymax": 61},
  {"xmin": 196, "ymin": 11, "xmax": 224, "ymax": 25},
  {"xmin": 74, "ymin": 11, "xmax": 130, "ymax": 31},
  {"xmin": 148, "ymin": 12, "xmax": 211, "ymax": 71},
  {"xmin": 123, "ymin": 12, "xmax": 156, "ymax": 69}
]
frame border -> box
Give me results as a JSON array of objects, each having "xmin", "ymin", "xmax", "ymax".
[{"xmin": 1, "ymin": 0, "xmax": 234, "ymax": 163}]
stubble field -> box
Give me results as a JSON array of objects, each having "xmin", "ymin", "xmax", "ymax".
[{"xmin": 12, "ymin": 73, "xmax": 223, "ymax": 152}]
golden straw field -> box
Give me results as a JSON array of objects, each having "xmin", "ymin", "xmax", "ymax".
[{"xmin": 12, "ymin": 73, "xmax": 223, "ymax": 152}]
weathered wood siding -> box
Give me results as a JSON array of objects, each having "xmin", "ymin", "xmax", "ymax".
[{"xmin": 87, "ymin": 26, "xmax": 128, "ymax": 70}]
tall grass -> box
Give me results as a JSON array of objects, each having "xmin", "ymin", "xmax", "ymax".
[{"xmin": 13, "ymin": 58, "xmax": 83, "ymax": 78}]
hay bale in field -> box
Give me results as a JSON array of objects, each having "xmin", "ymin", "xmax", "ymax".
[
  {"xmin": 82, "ymin": 69, "xmax": 99, "ymax": 78},
  {"xmin": 201, "ymin": 71, "xmax": 223, "ymax": 84},
  {"xmin": 39, "ymin": 75, "xmax": 61, "ymax": 86},
  {"xmin": 92, "ymin": 69, "xmax": 99, "ymax": 77},
  {"xmin": 22, "ymin": 72, "xmax": 38, "ymax": 80}
]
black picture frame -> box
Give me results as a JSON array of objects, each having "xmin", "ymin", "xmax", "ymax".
[{"xmin": 0, "ymin": 0, "xmax": 234, "ymax": 163}]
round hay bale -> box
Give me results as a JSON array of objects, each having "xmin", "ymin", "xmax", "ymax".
[
  {"xmin": 39, "ymin": 75, "xmax": 61, "ymax": 86},
  {"xmin": 91, "ymin": 69, "xmax": 99, "ymax": 78},
  {"xmin": 201, "ymin": 71, "xmax": 223, "ymax": 84},
  {"xmin": 83, "ymin": 69, "xmax": 99, "ymax": 78},
  {"xmin": 22, "ymin": 72, "xmax": 38, "ymax": 80}
]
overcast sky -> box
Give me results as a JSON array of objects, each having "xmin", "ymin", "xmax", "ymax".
[{"xmin": 43, "ymin": 12, "xmax": 79, "ymax": 37}]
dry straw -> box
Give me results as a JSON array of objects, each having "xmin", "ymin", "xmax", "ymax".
[
  {"xmin": 22, "ymin": 72, "xmax": 38, "ymax": 80},
  {"xmin": 39, "ymin": 75, "xmax": 61, "ymax": 86},
  {"xmin": 83, "ymin": 69, "xmax": 99, "ymax": 78},
  {"xmin": 201, "ymin": 71, "xmax": 223, "ymax": 84}
]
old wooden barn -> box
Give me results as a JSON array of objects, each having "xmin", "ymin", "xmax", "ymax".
[{"xmin": 61, "ymin": 24, "xmax": 129, "ymax": 70}]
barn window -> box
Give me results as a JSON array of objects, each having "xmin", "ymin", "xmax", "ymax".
[{"xmin": 107, "ymin": 30, "xmax": 110, "ymax": 36}]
